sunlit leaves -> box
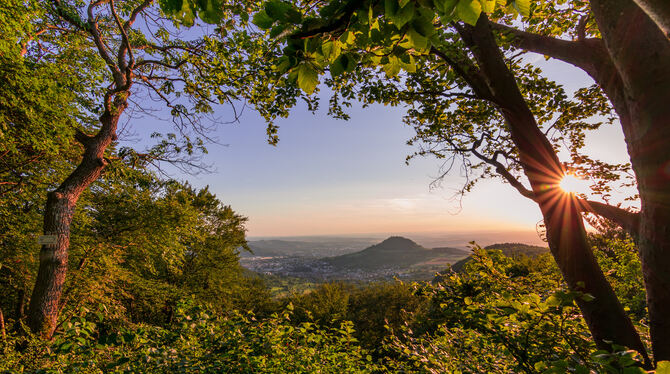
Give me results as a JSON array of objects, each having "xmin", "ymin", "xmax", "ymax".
[
  {"xmin": 383, "ymin": 55, "xmax": 402, "ymax": 77},
  {"xmin": 247, "ymin": 0, "xmax": 534, "ymax": 95},
  {"xmin": 297, "ymin": 63, "xmax": 319, "ymax": 94},
  {"xmin": 456, "ymin": 0, "xmax": 482, "ymax": 25},
  {"xmin": 513, "ymin": 0, "xmax": 531, "ymax": 17}
]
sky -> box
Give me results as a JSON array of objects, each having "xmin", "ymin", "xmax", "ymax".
[{"xmin": 123, "ymin": 54, "xmax": 633, "ymax": 240}]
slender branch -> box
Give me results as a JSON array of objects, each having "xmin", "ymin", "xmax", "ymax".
[
  {"xmin": 400, "ymin": 90, "xmax": 479, "ymax": 100},
  {"xmin": 85, "ymin": 0, "xmax": 124, "ymax": 86},
  {"xmin": 135, "ymin": 59, "xmax": 188, "ymax": 70},
  {"xmin": 290, "ymin": 0, "xmax": 364, "ymax": 39},
  {"xmin": 576, "ymin": 13, "xmax": 590, "ymax": 41},
  {"xmin": 429, "ymin": 46, "xmax": 496, "ymax": 102},
  {"xmin": 470, "ymin": 147, "xmax": 535, "ymax": 199},
  {"xmin": 110, "ymin": 0, "xmax": 134, "ymax": 74},
  {"xmin": 124, "ymin": 0, "xmax": 153, "ymax": 32}
]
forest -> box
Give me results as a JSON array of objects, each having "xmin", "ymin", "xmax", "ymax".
[{"xmin": 1, "ymin": 0, "xmax": 670, "ymax": 372}]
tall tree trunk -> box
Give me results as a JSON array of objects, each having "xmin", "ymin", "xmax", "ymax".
[
  {"xmin": 632, "ymin": 0, "xmax": 670, "ymax": 38},
  {"xmin": 26, "ymin": 109, "xmax": 122, "ymax": 338},
  {"xmin": 0, "ymin": 306, "xmax": 5, "ymax": 341},
  {"xmin": 460, "ymin": 16, "xmax": 650, "ymax": 364},
  {"xmin": 590, "ymin": 0, "xmax": 670, "ymax": 363},
  {"xmin": 15, "ymin": 287, "xmax": 26, "ymax": 320}
]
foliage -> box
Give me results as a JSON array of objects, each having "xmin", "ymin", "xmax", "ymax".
[
  {"xmin": 62, "ymin": 172, "xmax": 255, "ymax": 325},
  {"xmin": 385, "ymin": 243, "xmax": 655, "ymax": 373},
  {"xmin": 0, "ymin": 302, "xmax": 380, "ymax": 373},
  {"xmin": 2, "ymin": 236, "xmax": 660, "ymax": 372},
  {"xmin": 287, "ymin": 281, "xmax": 425, "ymax": 350}
]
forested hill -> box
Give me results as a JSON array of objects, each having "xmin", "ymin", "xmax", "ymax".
[
  {"xmin": 450, "ymin": 243, "xmax": 550, "ymax": 272},
  {"xmin": 325, "ymin": 236, "xmax": 469, "ymax": 269}
]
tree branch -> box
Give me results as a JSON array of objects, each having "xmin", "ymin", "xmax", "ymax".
[
  {"xmin": 84, "ymin": 0, "xmax": 124, "ymax": 86},
  {"xmin": 578, "ymin": 200, "xmax": 640, "ymax": 237},
  {"xmin": 488, "ymin": 22, "xmax": 607, "ymax": 79},
  {"xmin": 110, "ymin": 0, "xmax": 134, "ymax": 83},
  {"xmin": 430, "ymin": 46, "xmax": 496, "ymax": 102},
  {"xmin": 632, "ymin": 0, "xmax": 670, "ymax": 38},
  {"xmin": 290, "ymin": 0, "xmax": 364, "ymax": 39},
  {"xmin": 470, "ymin": 147, "xmax": 535, "ymax": 200}
]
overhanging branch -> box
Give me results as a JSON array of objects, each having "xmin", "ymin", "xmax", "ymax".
[{"xmin": 578, "ymin": 200, "xmax": 640, "ymax": 237}]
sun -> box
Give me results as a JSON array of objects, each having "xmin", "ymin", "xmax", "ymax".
[{"xmin": 559, "ymin": 174, "xmax": 590, "ymax": 195}]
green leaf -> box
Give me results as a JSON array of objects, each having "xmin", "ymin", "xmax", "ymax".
[
  {"xmin": 159, "ymin": 0, "xmax": 183, "ymax": 14},
  {"xmin": 398, "ymin": 53, "xmax": 416, "ymax": 73},
  {"xmin": 385, "ymin": 0, "xmax": 399, "ymax": 18},
  {"xmin": 435, "ymin": 0, "xmax": 458, "ymax": 15},
  {"xmin": 339, "ymin": 30, "xmax": 356, "ymax": 45},
  {"xmin": 321, "ymin": 41, "xmax": 341, "ymax": 62},
  {"xmin": 546, "ymin": 295, "xmax": 561, "ymax": 307},
  {"xmin": 513, "ymin": 0, "xmax": 530, "ymax": 16},
  {"xmin": 481, "ymin": 0, "xmax": 495, "ymax": 13},
  {"xmin": 456, "ymin": 0, "xmax": 481, "ymax": 25},
  {"xmin": 407, "ymin": 27, "xmax": 429, "ymax": 51},
  {"xmin": 412, "ymin": 9, "xmax": 436, "ymax": 37},
  {"xmin": 265, "ymin": 0, "xmax": 292, "ymax": 21},
  {"xmin": 343, "ymin": 53, "xmax": 358, "ymax": 72},
  {"xmin": 399, "ymin": 0, "xmax": 411, "ymax": 8},
  {"xmin": 285, "ymin": 7, "xmax": 302, "ymax": 23},
  {"xmin": 383, "ymin": 56, "xmax": 401, "ymax": 77},
  {"xmin": 657, "ymin": 362, "xmax": 670, "ymax": 374},
  {"xmin": 391, "ymin": 2, "xmax": 415, "ymax": 28},
  {"xmin": 253, "ymin": 10, "xmax": 274, "ymax": 29},
  {"xmin": 297, "ymin": 64, "xmax": 319, "ymax": 94},
  {"xmin": 178, "ymin": 0, "xmax": 196, "ymax": 26},
  {"xmin": 330, "ymin": 57, "xmax": 346, "ymax": 77},
  {"xmin": 197, "ymin": 0, "xmax": 223, "ymax": 24}
]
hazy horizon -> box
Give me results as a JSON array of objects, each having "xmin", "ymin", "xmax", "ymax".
[{"xmin": 248, "ymin": 228, "xmax": 547, "ymax": 249}]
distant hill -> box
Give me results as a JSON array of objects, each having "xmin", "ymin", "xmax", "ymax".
[
  {"xmin": 242, "ymin": 238, "xmax": 378, "ymax": 258},
  {"xmin": 449, "ymin": 242, "xmax": 549, "ymax": 272},
  {"xmin": 325, "ymin": 236, "xmax": 469, "ymax": 270}
]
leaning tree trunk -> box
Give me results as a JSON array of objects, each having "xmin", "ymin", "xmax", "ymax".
[
  {"xmin": 26, "ymin": 108, "xmax": 123, "ymax": 338},
  {"xmin": 632, "ymin": 0, "xmax": 670, "ymax": 38},
  {"xmin": 590, "ymin": 0, "xmax": 670, "ymax": 363},
  {"xmin": 460, "ymin": 16, "xmax": 650, "ymax": 364}
]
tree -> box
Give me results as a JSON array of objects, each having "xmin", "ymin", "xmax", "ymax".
[
  {"xmin": 1, "ymin": 0, "xmax": 101, "ymax": 326},
  {"xmin": 16, "ymin": 0, "xmax": 286, "ymax": 338},
  {"xmin": 460, "ymin": 0, "xmax": 670, "ymax": 362},
  {"xmin": 246, "ymin": 0, "xmax": 669, "ymax": 365},
  {"xmin": 632, "ymin": 0, "xmax": 670, "ymax": 37}
]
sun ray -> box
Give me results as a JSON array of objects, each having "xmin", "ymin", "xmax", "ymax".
[{"xmin": 559, "ymin": 174, "xmax": 590, "ymax": 195}]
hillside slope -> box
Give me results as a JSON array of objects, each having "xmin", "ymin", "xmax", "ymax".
[
  {"xmin": 325, "ymin": 236, "xmax": 469, "ymax": 270},
  {"xmin": 450, "ymin": 242, "xmax": 549, "ymax": 272}
]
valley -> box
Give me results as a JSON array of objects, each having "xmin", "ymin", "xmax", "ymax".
[{"xmin": 241, "ymin": 236, "xmax": 548, "ymax": 282}]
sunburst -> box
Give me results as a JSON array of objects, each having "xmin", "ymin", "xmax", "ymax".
[{"xmin": 559, "ymin": 174, "xmax": 590, "ymax": 195}]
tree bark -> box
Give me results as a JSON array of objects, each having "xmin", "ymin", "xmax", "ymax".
[
  {"xmin": 15, "ymin": 287, "xmax": 26, "ymax": 320},
  {"xmin": 0, "ymin": 306, "xmax": 5, "ymax": 341},
  {"xmin": 590, "ymin": 0, "xmax": 670, "ymax": 363},
  {"xmin": 26, "ymin": 109, "xmax": 123, "ymax": 338},
  {"xmin": 459, "ymin": 16, "xmax": 650, "ymax": 364},
  {"xmin": 632, "ymin": 0, "xmax": 670, "ymax": 38}
]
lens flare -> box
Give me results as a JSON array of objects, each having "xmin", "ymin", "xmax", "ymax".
[{"xmin": 559, "ymin": 174, "xmax": 590, "ymax": 195}]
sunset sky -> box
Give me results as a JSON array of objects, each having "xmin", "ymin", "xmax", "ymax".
[{"xmin": 126, "ymin": 55, "xmax": 632, "ymax": 239}]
